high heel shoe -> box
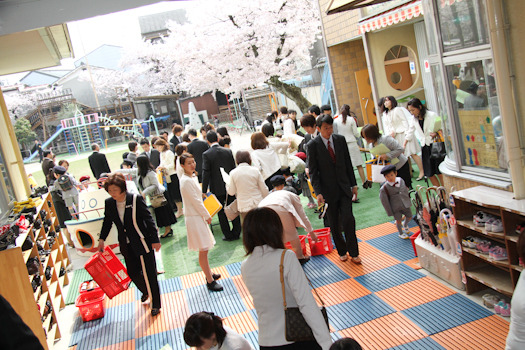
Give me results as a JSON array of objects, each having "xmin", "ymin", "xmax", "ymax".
[{"xmin": 160, "ymin": 229, "xmax": 173, "ymax": 238}]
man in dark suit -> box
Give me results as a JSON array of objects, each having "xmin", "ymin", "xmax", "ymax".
[
  {"xmin": 41, "ymin": 150, "xmax": 55, "ymax": 186},
  {"xmin": 186, "ymin": 128, "xmax": 209, "ymax": 182},
  {"xmin": 139, "ymin": 138, "xmax": 161, "ymax": 168},
  {"xmin": 308, "ymin": 115, "xmax": 361, "ymax": 263},
  {"xmin": 31, "ymin": 140, "xmax": 43, "ymax": 162},
  {"xmin": 201, "ymin": 131, "xmax": 241, "ymax": 241},
  {"xmin": 88, "ymin": 143, "xmax": 111, "ymax": 179},
  {"xmin": 169, "ymin": 124, "xmax": 183, "ymax": 153}
]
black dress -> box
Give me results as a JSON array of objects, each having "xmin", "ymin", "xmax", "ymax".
[
  {"xmin": 138, "ymin": 175, "xmax": 176, "ymax": 228},
  {"xmin": 419, "ymin": 118, "xmax": 441, "ymax": 177}
]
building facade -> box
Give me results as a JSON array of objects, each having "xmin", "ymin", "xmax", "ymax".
[{"xmin": 321, "ymin": 0, "xmax": 525, "ymax": 197}]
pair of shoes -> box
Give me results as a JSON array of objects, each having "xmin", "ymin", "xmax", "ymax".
[
  {"xmin": 351, "ymin": 256, "xmax": 362, "ymax": 264},
  {"xmin": 486, "ymin": 218, "xmax": 503, "ymax": 233},
  {"xmin": 307, "ymin": 202, "xmax": 316, "ymax": 209},
  {"xmin": 339, "ymin": 254, "xmax": 348, "ymax": 262},
  {"xmin": 473, "ymin": 211, "xmax": 492, "ymax": 227},
  {"xmin": 495, "ymin": 300, "xmax": 511, "ymax": 316},
  {"xmin": 207, "ymin": 280, "xmax": 224, "ymax": 292},
  {"xmin": 299, "ymin": 256, "xmax": 310, "ymax": 265},
  {"xmin": 362, "ymin": 180, "xmax": 372, "ymax": 189},
  {"xmin": 151, "ymin": 308, "xmax": 161, "ymax": 316},
  {"xmin": 398, "ymin": 232, "xmax": 410, "ymax": 239},
  {"xmin": 489, "ymin": 246, "xmax": 508, "ymax": 261},
  {"xmin": 141, "ymin": 294, "xmax": 149, "ymax": 303},
  {"xmin": 160, "ymin": 230, "xmax": 173, "ymax": 238}
]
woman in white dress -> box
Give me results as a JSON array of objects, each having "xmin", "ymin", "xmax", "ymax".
[
  {"xmin": 333, "ymin": 104, "xmax": 370, "ymax": 191},
  {"xmin": 380, "ymin": 96, "xmax": 425, "ymax": 180},
  {"xmin": 179, "ymin": 152, "xmax": 223, "ymax": 292}
]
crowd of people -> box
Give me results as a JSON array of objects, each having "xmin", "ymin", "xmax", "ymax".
[{"xmin": 36, "ymin": 99, "xmax": 456, "ymax": 349}]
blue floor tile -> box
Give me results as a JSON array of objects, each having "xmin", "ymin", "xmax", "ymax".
[
  {"xmin": 183, "ymin": 278, "xmax": 238, "ymax": 305},
  {"xmin": 401, "ymin": 293, "xmax": 494, "ymax": 335},
  {"xmin": 388, "ymin": 337, "xmax": 446, "ymax": 350},
  {"xmin": 244, "ymin": 330, "xmax": 259, "ymax": 349},
  {"xmin": 367, "ymin": 232, "xmax": 417, "ymax": 261},
  {"xmin": 302, "ymin": 255, "xmax": 351, "ymax": 288},
  {"xmin": 226, "ymin": 261, "xmax": 242, "ymax": 277},
  {"xmin": 354, "ymin": 264, "xmax": 424, "ymax": 292},
  {"xmin": 327, "ymin": 294, "xmax": 396, "ymax": 330},
  {"xmin": 136, "ymin": 327, "xmax": 185, "ymax": 350},
  {"xmin": 187, "ymin": 293, "xmax": 246, "ymax": 318},
  {"xmin": 159, "ymin": 277, "xmax": 182, "ymax": 294}
]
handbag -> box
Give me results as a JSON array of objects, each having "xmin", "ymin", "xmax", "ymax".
[
  {"xmin": 430, "ymin": 131, "xmax": 446, "ymax": 161},
  {"xmin": 280, "ymin": 250, "xmax": 329, "ymax": 342},
  {"xmin": 150, "ymin": 192, "xmax": 168, "ymax": 208},
  {"xmin": 223, "ymin": 194, "xmax": 239, "ymax": 221},
  {"xmin": 369, "ymin": 160, "xmax": 389, "ymax": 183}
]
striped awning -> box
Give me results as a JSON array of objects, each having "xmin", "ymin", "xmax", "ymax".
[{"xmin": 358, "ymin": 0, "xmax": 423, "ymax": 33}]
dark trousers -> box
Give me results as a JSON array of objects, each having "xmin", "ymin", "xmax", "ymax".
[
  {"xmin": 216, "ymin": 194, "xmax": 241, "ymax": 239},
  {"xmin": 122, "ymin": 245, "xmax": 161, "ymax": 309},
  {"xmin": 260, "ymin": 340, "xmax": 321, "ymax": 350},
  {"xmin": 397, "ymin": 161, "xmax": 412, "ymax": 189},
  {"xmin": 326, "ymin": 194, "xmax": 359, "ymax": 257}
]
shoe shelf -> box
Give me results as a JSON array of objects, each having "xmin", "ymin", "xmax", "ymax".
[
  {"xmin": 0, "ymin": 193, "xmax": 68, "ymax": 349},
  {"xmin": 452, "ymin": 186, "xmax": 524, "ymax": 298}
]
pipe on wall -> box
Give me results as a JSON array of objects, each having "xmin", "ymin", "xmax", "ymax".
[{"xmin": 486, "ymin": 0, "xmax": 525, "ymax": 199}]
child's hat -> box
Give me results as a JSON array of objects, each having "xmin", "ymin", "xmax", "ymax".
[
  {"xmin": 53, "ymin": 166, "xmax": 67, "ymax": 175},
  {"xmin": 270, "ymin": 175, "xmax": 286, "ymax": 186},
  {"xmin": 380, "ymin": 164, "xmax": 397, "ymax": 175}
]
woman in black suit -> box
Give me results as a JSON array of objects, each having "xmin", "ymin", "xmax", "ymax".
[{"xmin": 97, "ymin": 173, "xmax": 162, "ymax": 316}]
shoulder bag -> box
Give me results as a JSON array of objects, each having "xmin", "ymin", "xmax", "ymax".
[
  {"xmin": 223, "ymin": 193, "xmax": 239, "ymax": 221},
  {"xmin": 280, "ymin": 250, "xmax": 329, "ymax": 342}
]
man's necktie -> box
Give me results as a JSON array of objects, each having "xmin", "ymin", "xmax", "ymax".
[{"xmin": 327, "ymin": 140, "xmax": 336, "ymax": 163}]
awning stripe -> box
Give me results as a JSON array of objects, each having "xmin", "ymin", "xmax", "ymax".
[{"xmin": 358, "ymin": 0, "xmax": 423, "ymax": 34}]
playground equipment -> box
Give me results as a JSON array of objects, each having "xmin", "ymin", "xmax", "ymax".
[{"xmin": 98, "ymin": 114, "xmax": 159, "ymax": 141}]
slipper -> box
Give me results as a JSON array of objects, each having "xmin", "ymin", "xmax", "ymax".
[{"xmin": 416, "ymin": 176, "xmax": 425, "ymax": 181}]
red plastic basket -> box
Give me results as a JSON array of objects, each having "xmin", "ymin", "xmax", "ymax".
[
  {"xmin": 84, "ymin": 246, "xmax": 131, "ymax": 299},
  {"xmin": 285, "ymin": 235, "xmax": 308, "ymax": 256},
  {"xmin": 75, "ymin": 288, "xmax": 106, "ymax": 322},
  {"xmin": 78, "ymin": 280, "xmax": 102, "ymax": 298},
  {"xmin": 410, "ymin": 229, "xmax": 421, "ymax": 257},
  {"xmin": 308, "ymin": 228, "xmax": 333, "ymax": 256}
]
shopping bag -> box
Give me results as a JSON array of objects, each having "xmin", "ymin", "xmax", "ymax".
[
  {"xmin": 223, "ymin": 197, "xmax": 239, "ymax": 221},
  {"xmin": 367, "ymin": 159, "xmax": 389, "ymax": 183},
  {"xmin": 430, "ymin": 131, "xmax": 446, "ymax": 161}
]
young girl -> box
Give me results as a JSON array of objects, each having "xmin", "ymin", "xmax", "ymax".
[{"xmin": 179, "ymin": 152, "xmax": 223, "ymax": 292}]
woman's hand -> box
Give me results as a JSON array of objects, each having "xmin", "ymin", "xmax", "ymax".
[
  {"xmin": 378, "ymin": 154, "xmax": 389, "ymax": 162},
  {"xmin": 430, "ymin": 132, "xmax": 437, "ymax": 138},
  {"xmin": 206, "ymin": 217, "xmax": 212, "ymax": 224},
  {"xmin": 390, "ymin": 131, "xmax": 396, "ymax": 138},
  {"xmin": 97, "ymin": 239, "xmax": 105, "ymax": 252},
  {"xmin": 152, "ymin": 242, "xmax": 161, "ymax": 252},
  {"xmin": 309, "ymin": 231, "xmax": 319, "ymax": 243}
]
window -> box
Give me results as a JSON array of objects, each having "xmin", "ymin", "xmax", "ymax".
[
  {"xmin": 430, "ymin": 64, "xmax": 455, "ymax": 162},
  {"xmin": 384, "ymin": 45, "xmax": 418, "ymax": 91},
  {"xmin": 436, "ymin": 0, "xmax": 489, "ymax": 52},
  {"xmin": 444, "ymin": 58, "xmax": 506, "ymax": 172}
]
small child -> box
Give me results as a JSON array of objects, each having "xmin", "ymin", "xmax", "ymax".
[{"xmin": 379, "ymin": 164, "xmax": 413, "ymax": 239}]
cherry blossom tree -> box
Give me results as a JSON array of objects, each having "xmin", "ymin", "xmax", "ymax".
[{"xmin": 97, "ymin": 0, "xmax": 321, "ymax": 113}]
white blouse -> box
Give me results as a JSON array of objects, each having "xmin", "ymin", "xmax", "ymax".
[
  {"xmin": 241, "ymin": 246, "xmax": 332, "ymax": 349},
  {"xmin": 159, "ymin": 150, "xmax": 176, "ymax": 176}
]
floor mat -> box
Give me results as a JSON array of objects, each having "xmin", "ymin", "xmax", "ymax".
[{"xmin": 67, "ymin": 222, "xmax": 510, "ymax": 350}]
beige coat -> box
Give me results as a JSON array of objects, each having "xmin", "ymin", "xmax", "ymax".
[{"xmin": 227, "ymin": 163, "xmax": 269, "ymax": 213}]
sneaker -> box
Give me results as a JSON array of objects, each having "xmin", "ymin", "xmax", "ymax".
[
  {"xmin": 492, "ymin": 219, "xmax": 504, "ymax": 233},
  {"xmin": 490, "ymin": 247, "xmax": 508, "ymax": 261},
  {"xmin": 399, "ymin": 232, "xmax": 410, "ymax": 239},
  {"xmin": 403, "ymin": 227, "xmax": 411, "ymax": 236},
  {"xmin": 476, "ymin": 241, "xmax": 492, "ymax": 254},
  {"xmin": 500, "ymin": 303, "xmax": 511, "ymax": 317},
  {"xmin": 206, "ymin": 280, "xmax": 224, "ymax": 292},
  {"xmin": 473, "ymin": 212, "xmax": 491, "ymax": 226},
  {"xmin": 485, "ymin": 218, "xmax": 496, "ymax": 232},
  {"xmin": 482, "ymin": 294, "xmax": 500, "ymax": 308},
  {"xmin": 495, "ymin": 300, "xmax": 506, "ymax": 314}
]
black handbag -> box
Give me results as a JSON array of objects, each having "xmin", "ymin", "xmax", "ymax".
[
  {"xmin": 430, "ymin": 132, "xmax": 446, "ymax": 161},
  {"xmin": 280, "ymin": 250, "xmax": 329, "ymax": 342}
]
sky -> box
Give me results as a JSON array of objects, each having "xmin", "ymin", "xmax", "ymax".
[{"xmin": 1, "ymin": 1, "xmax": 196, "ymax": 84}]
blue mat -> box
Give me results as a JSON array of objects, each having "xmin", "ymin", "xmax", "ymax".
[{"xmin": 354, "ymin": 263, "xmax": 424, "ymax": 292}]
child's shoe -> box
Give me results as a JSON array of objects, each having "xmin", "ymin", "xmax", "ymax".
[
  {"xmin": 474, "ymin": 212, "xmax": 491, "ymax": 226},
  {"xmin": 500, "ymin": 303, "xmax": 511, "ymax": 317},
  {"xmin": 492, "ymin": 219, "xmax": 504, "ymax": 233},
  {"xmin": 398, "ymin": 231, "xmax": 410, "ymax": 239},
  {"xmin": 495, "ymin": 300, "xmax": 506, "ymax": 314},
  {"xmin": 482, "ymin": 294, "xmax": 500, "ymax": 308},
  {"xmin": 485, "ymin": 217, "xmax": 496, "ymax": 232}
]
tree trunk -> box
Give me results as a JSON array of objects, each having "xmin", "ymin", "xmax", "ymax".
[{"xmin": 267, "ymin": 76, "xmax": 311, "ymax": 114}]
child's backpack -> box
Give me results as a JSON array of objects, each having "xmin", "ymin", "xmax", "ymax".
[{"xmin": 57, "ymin": 175, "xmax": 73, "ymax": 192}]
